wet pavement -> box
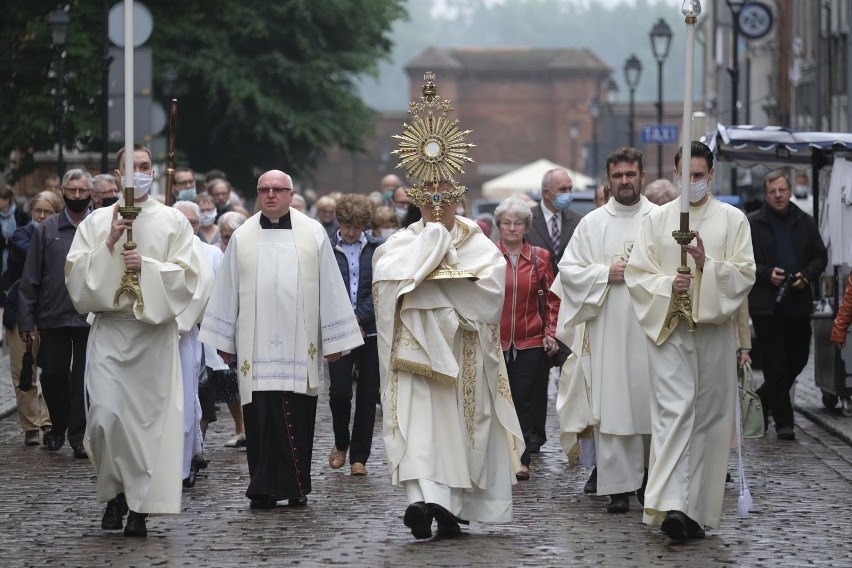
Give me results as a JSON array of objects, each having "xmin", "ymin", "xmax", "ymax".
[{"xmin": 0, "ymin": 341, "xmax": 850, "ymax": 567}]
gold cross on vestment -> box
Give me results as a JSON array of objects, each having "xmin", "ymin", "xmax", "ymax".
[
  {"xmin": 240, "ymin": 359, "xmax": 250, "ymax": 377},
  {"xmin": 308, "ymin": 343, "xmax": 317, "ymax": 361}
]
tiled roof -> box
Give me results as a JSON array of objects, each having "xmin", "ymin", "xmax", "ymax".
[{"xmin": 406, "ymin": 47, "xmax": 610, "ymax": 73}]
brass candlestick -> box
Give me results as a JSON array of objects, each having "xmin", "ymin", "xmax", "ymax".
[
  {"xmin": 113, "ymin": 186, "xmax": 144, "ymax": 309},
  {"xmin": 667, "ymin": 212, "xmax": 696, "ymax": 331}
]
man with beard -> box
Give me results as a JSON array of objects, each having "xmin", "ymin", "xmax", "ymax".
[
  {"xmin": 19, "ymin": 169, "xmax": 93, "ymax": 458},
  {"xmin": 555, "ymin": 148, "xmax": 654, "ymax": 514}
]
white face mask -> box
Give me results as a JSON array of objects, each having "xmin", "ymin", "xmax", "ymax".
[
  {"xmin": 676, "ymin": 177, "xmax": 709, "ymax": 203},
  {"xmin": 121, "ymin": 172, "xmax": 154, "ymax": 199},
  {"xmin": 199, "ymin": 211, "xmax": 217, "ymax": 227},
  {"xmin": 394, "ymin": 206, "xmax": 408, "ymax": 220},
  {"xmin": 379, "ymin": 227, "xmax": 397, "ymax": 238}
]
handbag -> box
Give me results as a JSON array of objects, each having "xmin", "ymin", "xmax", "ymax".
[
  {"xmin": 530, "ymin": 245, "xmax": 570, "ymax": 368},
  {"xmin": 738, "ymin": 362, "xmax": 765, "ymax": 439}
]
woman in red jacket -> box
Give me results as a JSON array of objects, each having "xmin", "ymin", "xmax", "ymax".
[{"xmin": 495, "ymin": 197, "xmax": 560, "ymax": 480}]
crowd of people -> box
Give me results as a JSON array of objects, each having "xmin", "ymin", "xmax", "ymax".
[{"xmin": 2, "ymin": 138, "xmax": 829, "ymax": 543}]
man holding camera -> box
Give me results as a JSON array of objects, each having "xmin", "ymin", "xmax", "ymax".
[{"xmin": 748, "ymin": 170, "xmax": 827, "ymax": 440}]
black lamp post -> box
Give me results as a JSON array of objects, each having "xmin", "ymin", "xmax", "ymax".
[
  {"xmin": 727, "ymin": 0, "xmax": 745, "ymax": 193},
  {"xmin": 623, "ymin": 54, "xmax": 643, "ymax": 147},
  {"xmin": 48, "ymin": 7, "xmax": 71, "ymax": 178},
  {"xmin": 649, "ymin": 18, "xmax": 673, "ymax": 179}
]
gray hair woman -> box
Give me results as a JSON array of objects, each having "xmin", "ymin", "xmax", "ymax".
[
  {"xmin": 494, "ymin": 196, "xmax": 560, "ymax": 480},
  {"xmin": 217, "ymin": 211, "xmax": 247, "ymax": 252}
]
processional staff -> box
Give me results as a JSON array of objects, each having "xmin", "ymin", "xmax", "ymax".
[
  {"xmin": 667, "ymin": 0, "xmax": 702, "ymax": 331},
  {"xmin": 164, "ymin": 99, "xmax": 178, "ymax": 207}
]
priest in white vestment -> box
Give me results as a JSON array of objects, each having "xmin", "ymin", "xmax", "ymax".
[
  {"xmin": 556, "ymin": 148, "xmax": 655, "ymax": 515},
  {"xmin": 199, "ymin": 170, "xmax": 363, "ymax": 510},
  {"xmin": 625, "ymin": 142, "xmax": 755, "ymax": 540},
  {"xmin": 174, "ymin": 200, "xmax": 223, "ymax": 488},
  {"xmin": 65, "ymin": 146, "xmax": 211, "ymax": 537}
]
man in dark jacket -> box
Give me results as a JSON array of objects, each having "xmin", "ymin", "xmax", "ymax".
[
  {"xmin": 18, "ymin": 169, "xmax": 92, "ymax": 457},
  {"xmin": 326, "ymin": 193, "xmax": 383, "ymax": 476},
  {"xmin": 747, "ymin": 170, "xmax": 827, "ymax": 440}
]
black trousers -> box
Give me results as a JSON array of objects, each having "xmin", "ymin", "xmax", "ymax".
[
  {"xmin": 327, "ymin": 337, "xmax": 380, "ymax": 465},
  {"xmin": 751, "ymin": 315, "xmax": 812, "ymax": 429},
  {"xmin": 505, "ymin": 346, "xmax": 548, "ymax": 465},
  {"xmin": 38, "ymin": 326, "xmax": 89, "ymax": 447}
]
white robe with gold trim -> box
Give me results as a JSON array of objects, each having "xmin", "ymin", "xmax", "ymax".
[
  {"xmin": 625, "ymin": 197, "xmax": 755, "ymax": 529},
  {"xmin": 66, "ymin": 197, "xmax": 210, "ymax": 514},
  {"xmin": 373, "ymin": 217, "xmax": 524, "ymax": 523}
]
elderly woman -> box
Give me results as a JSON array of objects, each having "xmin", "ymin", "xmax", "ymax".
[
  {"xmin": 4, "ymin": 191, "xmax": 63, "ymax": 445},
  {"xmin": 370, "ymin": 205, "xmax": 399, "ymax": 238},
  {"xmin": 194, "ymin": 194, "xmax": 220, "ymax": 245},
  {"xmin": 495, "ymin": 197, "xmax": 560, "ymax": 480},
  {"xmin": 643, "ymin": 179, "xmax": 678, "ymax": 205}
]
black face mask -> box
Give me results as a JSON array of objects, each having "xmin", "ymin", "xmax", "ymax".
[
  {"xmin": 65, "ymin": 197, "xmax": 90, "ymax": 213},
  {"xmin": 100, "ymin": 196, "xmax": 119, "ymax": 207}
]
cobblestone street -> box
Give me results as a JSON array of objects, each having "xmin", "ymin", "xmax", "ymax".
[{"xmin": 0, "ymin": 345, "xmax": 850, "ymax": 567}]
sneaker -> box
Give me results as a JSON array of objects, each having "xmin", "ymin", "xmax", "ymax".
[
  {"xmin": 24, "ymin": 430, "xmax": 40, "ymax": 446},
  {"xmin": 225, "ymin": 433, "xmax": 246, "ymax": 448}
]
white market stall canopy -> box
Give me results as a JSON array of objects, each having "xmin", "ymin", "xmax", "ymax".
[
  {"xmin": 702, "ymin": 124, "xmax": 852, "ymax": 171},
  {"xmin": 481, "ymin": 159, "xmax": 596, "ymax": 199}
]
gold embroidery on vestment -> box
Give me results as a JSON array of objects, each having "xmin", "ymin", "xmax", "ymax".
[
  {"xmin": 461, "ymin": 330, "xmax": 477, "ymax": 448},
  {"xmin": 490, "ymin": 324, "xmax": 514, "ymax": 405},
  {"xmin": 308, "ymin": 342, "xmax": 317, "ymax": 360},
  {"xmin": 240, "ymin": 359, "xmax": 250, "ymax": 377}
]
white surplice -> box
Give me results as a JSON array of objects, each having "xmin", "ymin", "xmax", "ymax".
[
  {"xmin": 625, "ymin": 197, "xmax": 755, "ymax": 529},
  {"xmin": 556, "ymin": 196, "xmax": 655, "ymax": 495},
  {"xmin": 373, "ymin": 217, "xmax": 524, "ymax": 522},
  {"xmin": 199, "ymin": 211, "xmax": 363, "ymax": 400},
  {"xmin": 66, "ymin": 197, "xmax": 211, "ymax": 514}
]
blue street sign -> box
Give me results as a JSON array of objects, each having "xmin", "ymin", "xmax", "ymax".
[{"xmin": 641, "ymin": 124, "xmax": 679, "ymax": 144}]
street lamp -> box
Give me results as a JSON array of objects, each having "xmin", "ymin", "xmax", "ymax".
[
  {"xmin": 727, "ymin": 0, "xmax": 745, "ymax": 193},
  {"xmin": 569, "ymin": 121, "xmax": 580, "ymax": 173},
  {"xmin": 623, "ymin": 54, "xmax": 643, "ymax": 147},
  {"xmin": 48, "ymin": 7, "xmax": 71, "ymax": 178},
  {"xmin": 649, "ymin": 18, "xmax": 673, "ymax": 179},
  {"xmin": 590, "ymin": 98, "xmax": 601, "ymax": 181}
]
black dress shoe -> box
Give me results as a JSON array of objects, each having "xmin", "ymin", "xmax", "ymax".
[
  {"xmin": 183, "ymin": 471, "xmax": 197, "ymax": 489},
  {"xmin": 403, "ymin": 502, "xmax": 433, "ymax": 539},
  {"xmin": 636, "ymin": 468, "xmax": 648, "ymax": 506},
  {"xmin": 661, "ymin": 510, "xmax": 688, "ymax": 541},
  {"xmin": 428, "ymin": 503, "xmax": 468, "ymax": 538},
  {"xmin": 606, "ymin": 493, "xmax": 630, "ymax": 514},
  {"xmin": 249, "ymin": 495, "xmax": 278, "ymax": 510},
  {"xmin": 124, "ymin": 511, "xmax": 148, "ymax": 537},
  {"xmin": 685, "ymin": 516, "xmax": 706, "ymax": 539},
  {"xmin": 777, "ymin": 426, "xmax": 796, "ymax": 440},
  {"xmin": 288, "ymin": 496, "xmax": 308, "ymax": 507},
  {"xmin": 101, "ymin": 493, "xmax": 128, "ymax": 530},
  {"xmin": 72, "ymin": 445, "xmax": 88, "ymax": 459},
  {"xmin": 583, "ymin": 467, "xmax": 597, "ymax": 494},
  {"xmin": 44, "ymin": 431, "xmax": 64, "ymax": 452}
]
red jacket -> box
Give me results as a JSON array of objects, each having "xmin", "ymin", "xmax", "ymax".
[{"xmin": 498, "ymin": 241, "xmax": 560, "ymax": 351}]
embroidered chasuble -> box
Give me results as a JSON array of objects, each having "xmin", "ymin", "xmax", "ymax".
[
  {"xmin": 65, "ymin": 198, "xmax": 211, "ymax": 514},
  {"xmin": 373, "ymin": 217, "xmax": 524, "ymax": 523},
  {"xmin": 625, "ymin": 197, "xmax": 755, "ymax": 529}
]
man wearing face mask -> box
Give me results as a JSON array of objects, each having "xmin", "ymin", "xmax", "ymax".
[
  {"xmin": 66, "ymin": 144, "xmax": 212, "ymax": 537},
  {"xmin": 521, "ymin": 168, "xmax": 583, "ymax": 455},
  {"xmin": 391, "ymin": 185, "xmax": 411, "ymax": 224},
  {"xmin": 18, "ymin": 169, "xmax": 93, "ymax": 459},
  {"xmin": 173, "ymin": 167, "xmax": 198, "ymax": 202},
  {"xmin": 625, "ymin": 141, "xmax": 755, "ymax": 541},
  {"xmin": 91, "ymin": 174, "xmax": 119, "ymax": 209}
]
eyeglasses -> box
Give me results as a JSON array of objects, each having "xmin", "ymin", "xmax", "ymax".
[
  {"xmin": 257, "ymin": 187, "xmax": 292, "ymax": 196},
  {"xmin": 498, "ymin": 220, "xmax": 527, "ymax": 228},
  {"xmin": 31, "ymin": 207, "xmax": 55, "ymax": 216},
  {"xmin": 63, "ymin": 187, "xmax": 90, "ymax": 196}
]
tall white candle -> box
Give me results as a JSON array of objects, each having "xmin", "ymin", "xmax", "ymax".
[
  {"xmin": 679, "ymin": 3, "xmax": 698, "ymax": 212},
  {"xmin": 124, "ymin": 1, "xmax": 134, "ymax": 181}
]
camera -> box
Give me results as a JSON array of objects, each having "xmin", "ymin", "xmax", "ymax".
[{"xmin": 775, "ymin": 274, "xmax": 796, "ymax": 304}]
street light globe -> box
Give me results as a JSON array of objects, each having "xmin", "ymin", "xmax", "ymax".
[
  {"xmin": 649, "ymin": 18, "xmax": 673, "ymax": 63},
  {"xmin": 47, "ymin": 8, "xmax": 71, "ymax": 47},
  {"xmin": 606, "ymin": 78, "xmax": 619, "ymax": 106},
  {"xmin": 623, "ymin": 54, "xmax": 642, "ymax": 89}
]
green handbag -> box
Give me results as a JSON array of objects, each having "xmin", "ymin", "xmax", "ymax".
[{"xmin": 738, "ymin": 362, "xmax": 765, "ymax": 439}]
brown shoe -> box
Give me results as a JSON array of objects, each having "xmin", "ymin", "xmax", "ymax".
[
  {"xmin": 328, "ymin": 446, "xmax": 346, "ymax": 469},
  {"xmin": 350, "ymin": 462, "xmax": 367, "ymax": 476}
]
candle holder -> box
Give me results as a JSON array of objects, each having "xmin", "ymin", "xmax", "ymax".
[
  {"xmin": 667, "ymin": 223, "xmax": 697, "ymax": 331},
  {"xmin": 113, "ymin": 186, "xmax": 144, "ymax": 309}
]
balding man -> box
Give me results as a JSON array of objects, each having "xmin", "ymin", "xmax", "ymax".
[{"xmin": 200, "ymin": 169, "xmax": 363, "ymax": 510}]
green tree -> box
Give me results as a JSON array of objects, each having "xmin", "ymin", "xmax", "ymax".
[{"xmin": 1, "ymin": 1, "xmax": 406, "ymax": 190}]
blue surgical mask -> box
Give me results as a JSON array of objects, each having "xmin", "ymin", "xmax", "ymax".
[
  {"xmin": 177, "ymin": 189, "xmax": 197, "ymax": 202},
  {"xmin": 553, "ymin": 193, "xmax": 573, "ymax": 210}
]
